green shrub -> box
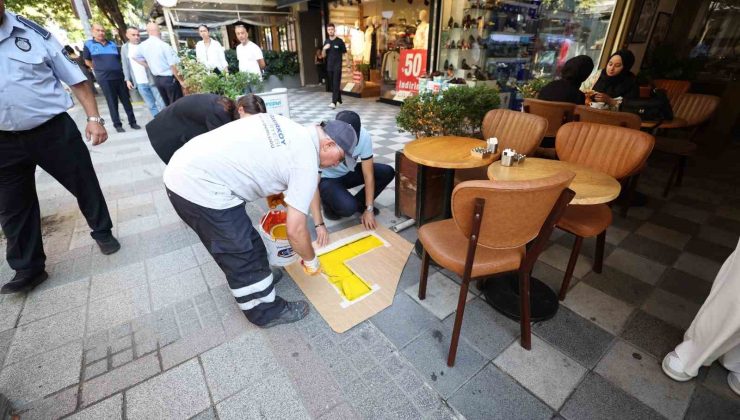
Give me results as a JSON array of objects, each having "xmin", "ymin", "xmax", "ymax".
[
  {"xmin": 178, "ymin": 54, "xmax": 263, "ymax": 98},
  {"xmin": 263, "ymin": 50, "xmax": 300, "ymax": 80},
  {"xmin": 518, "ymin": 77, "xmax": 551, "ymax": 99},
  {"xmin": 225, "ymin": 49, "xmax": 239, "ymax": 74}
]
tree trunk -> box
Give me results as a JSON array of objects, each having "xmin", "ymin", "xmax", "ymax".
[{"xmin": 93, "ymin": 0, "xmax": 128, "ymax": 41}]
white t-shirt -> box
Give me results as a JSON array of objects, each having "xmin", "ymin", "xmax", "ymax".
[
  {"xmin": 195, "ymin": 39, "xmax": 228, "ymax": 71},
  {"xmin": 236, "ymin": 41, "xmax": 264, "ymax": 75},
  {"xmin": 127, "ymin": 43, "xmax": 149, "ymax": 85},
  {"xmin": 163, "ymin": 114, "xmax": 320, "ymax": 214}
]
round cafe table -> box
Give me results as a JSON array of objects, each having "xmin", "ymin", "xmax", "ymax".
[{"xmin": 483, "ymin": 157, "xmax": 621, "ymax": 322}]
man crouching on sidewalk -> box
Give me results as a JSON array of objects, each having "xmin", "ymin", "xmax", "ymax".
[{"xmin": 163, "ymin": 113, "xmax": 357, "ymax": 327}]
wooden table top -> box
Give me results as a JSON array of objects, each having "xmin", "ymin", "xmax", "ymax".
[
  {"xmin": 403, "ymin": 136, "xmax": 498, "ymax": 169},
  {"xmin": 487, "ymin": 158, "xmax": 621, "ymax": 205}
]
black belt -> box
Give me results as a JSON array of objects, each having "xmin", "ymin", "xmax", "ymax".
[{"xmin": 0, "ymin": 113, "xmax": 67, "ymax": 135}]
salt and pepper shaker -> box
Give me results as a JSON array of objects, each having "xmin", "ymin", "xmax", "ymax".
[
  {"xmin": 486, "ymin": 137, "xmax": 499, "ymax": 154},
  {"xmin": 501, "ymin": 148, "xmax": 526, "ymax": 167}
]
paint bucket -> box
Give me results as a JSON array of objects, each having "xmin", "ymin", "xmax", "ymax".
[{"xmin": 258, "ymin": 210, "xmax": 299, "ymax": 266}]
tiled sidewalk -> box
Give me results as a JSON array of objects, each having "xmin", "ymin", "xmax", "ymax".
[{"xmin": 0, "ymin": 87, "xmax": 738, "ymax": 419}]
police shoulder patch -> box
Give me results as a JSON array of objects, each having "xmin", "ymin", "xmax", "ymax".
[{"xmin": 16, "ymin": 15, "xmax": 51, "ymax": 40}]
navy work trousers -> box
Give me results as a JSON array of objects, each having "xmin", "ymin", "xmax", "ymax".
[{"xmin": 319, "ymin": 162, "xmax": 395, "ymax": 217}]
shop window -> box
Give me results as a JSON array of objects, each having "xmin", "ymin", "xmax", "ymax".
[
  {"xmin": 687, "ymin": 0, "xmax": 740, "ymax": 81},
  {"xmin": 278, "ymin": 24, "xmax": 298, "ymax": 52},
  {"xmin": 263, "ymin": 27, "xmax": 274, "ymax": 51}
]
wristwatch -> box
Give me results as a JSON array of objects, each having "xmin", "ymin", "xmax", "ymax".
[
  {"xmin": 87, "ymin": 116, "xmax": 105, "ymax": 126},
  {"xmin": 365, "ymin": 205, "xmax": 374, "ymax": 213}
]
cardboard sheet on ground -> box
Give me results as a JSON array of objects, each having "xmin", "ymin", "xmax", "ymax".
[{"xmin": 285, "ymin": 224, "xmax": 413, "ymax": 333}]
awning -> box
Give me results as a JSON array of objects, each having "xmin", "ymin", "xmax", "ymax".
[
  {"xmin": 166, "ymin": 1, "xmax": 291, "ymax": 27},
  {"xmin": 277, "ymin": 0, "xmax": 308, "ymax": 8}
]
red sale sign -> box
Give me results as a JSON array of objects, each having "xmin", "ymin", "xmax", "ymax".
[{"xmin": 396, "ymin": 49, "xmax": 428, "ymax": 93}]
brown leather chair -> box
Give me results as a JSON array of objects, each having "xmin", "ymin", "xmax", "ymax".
[
  {"xmin": 655, "ymin": 93, "xmax": 720, "ymax": 196},
  {"xmin": 653, "ymin": 79, "xmax": 691, "ymax": 108},
  {"xmin": 523, "ymin": 98, "xmax": 576, "ymax": 159},
  {"xmin": 418, "ymin": 172, "xmax": 576, "ymax": 366},
  {"xmin": 554, "ymin": 122, "xmax": 655, "ymax": 300},
  {"xmin": 455, "ymin": 109, "xmax": 548, "ymax": 183}
]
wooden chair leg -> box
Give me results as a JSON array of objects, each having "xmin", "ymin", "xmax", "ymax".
[
  {"xmin": 594, "ymin": 231, "xmax": 606, "ymax": 273},
  {"xmin": 663, "ymin": 158, "xmax": 679, "ymax": 197},
  {"xmin": 676, "ymin": 156, "xmax": 687, "ymax": 187},
  {"xmin": 447, "ymin": 275, "xmax": 471, "ymax": 367},
  {"xmin": 559, "ymin": 236, "xmax": 583, "ymax": 301},
  {"xmin": 518, "ymin": 269, "xmax": 531, "ymax": 350},
  {"xmin": 418, "ymin": 250, "xmax": 430, "ymax": 300}
]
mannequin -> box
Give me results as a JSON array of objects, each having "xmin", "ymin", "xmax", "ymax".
[
  {"xmin": 414, "ymin": 10, "xmax": 429, "ymax": 50},
  {"xmin": 363, "ymin": 17, "xmax": 374, "ymax": 64},
  {"xmin": 350, "ymin": 20, "xmax": 365, "ymax": 61}
]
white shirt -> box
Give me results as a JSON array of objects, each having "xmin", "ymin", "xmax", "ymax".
[
  {"xmin": 350, "ymin": 28, "xmax": 364, "ymax": 57},
  {"xmin": 164, "ymin": 114, "xmax": 320, "ymax": 214},
  {"xmin": 133, "ymin": 36, "xmax": 179, "ymax": 76},
  {"xmin": 195, "ymin": 39, "xmax": 228, "ymax": 71},
  {"xmin": 236, "ymin": 41, "xmax": 264, "ymax": 75},
  {"xmin": 127, "ymin": 43, "xmax": 149, "ymax": 85}
]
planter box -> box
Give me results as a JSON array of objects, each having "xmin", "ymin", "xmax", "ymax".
[
  {"xmin": 262, "ymin": 74, "xmax": 302, "ymax": 91},
  {"xmin": 394, "ymin": 151, "xmax": 446, "ymax": 222}
]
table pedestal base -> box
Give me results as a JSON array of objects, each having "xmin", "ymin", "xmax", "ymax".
[{"xmin": 481, "ymin": 273, "xmax": 559, "ymax": 322}]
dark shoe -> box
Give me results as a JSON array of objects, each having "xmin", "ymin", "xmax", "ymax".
[
  {"xmin": 258, "ymin": 300, "xmax": 309, "ymax": 328},
  {"xmin": 1, "ymin": 271, "xmax": 48, "ymax": 294},
  {"xmin": 115, "ymin": 127, "xmax": 125, "ymax": 133},
  {"xmin": 95, "ymin": 235, "xmax": 121, "ymax": 255},
  {"xmin": 462, "ymin": 59, "xmax": 471, "ymax": 70},
  {"xmin": 323, "ymin": 206, "xmax": 341, "ymax": 221},
  {"xmin": 130, "ymin": 123, "xmax": 141, "ymax": 130}
]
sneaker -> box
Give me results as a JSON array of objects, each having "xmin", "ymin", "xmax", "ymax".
[
  {"xmin": 728, "ymin": 372, "xmax": 740, "ymax": 396},
  {"xmin": 0, "ymin": 271, "xmax": 48, "ymax": 294},
  {"xmin": 130, "ymin": 123, "xmax": 142, "ymax": 130},
  {"xmin": 95, "ymin": 235, "xmax": 121, "ymax": 255},
  {"xmin": 328, "ymin": 102, "xmax": 336, "ymax": 109},
  {"xmin": 661, "ymin": 352, "xmax": 694, "ymax": 382},
  {"xmin": 258, "ymin": 300, "xmax": 309, "ymax": 328},
  {"xmin": 115, "ymin": 127, "xmax": 125, "ymax": 133}
]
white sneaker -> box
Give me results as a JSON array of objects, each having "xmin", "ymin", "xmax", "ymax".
[
  {"xmin": 328, "ymin": 102, "xmax": 336, "ymax": 109},
  {"xmin": 728, "ymin": 372, "xmax": 740, "ymax": 396},
  {"xmin": 662, "ymin": 351, "xmax": 694, "ymax": 382}
]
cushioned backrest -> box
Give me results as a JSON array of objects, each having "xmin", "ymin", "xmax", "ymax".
[
  {"xmin": 672, "ymin": 93, "xmax": 720, "ymax": 127},
  {"xmin": 555, "ymin": 122, "xmax": 655, "ymax": 180},
  {"xmin": 574, "ymin": 105, "xmax": 641, "ymax": 130},
  {"xmin": 523, "ymin": 98, "xmax": 575, "ymax": 138},
  {"xmin": 482, "ymin": 109, "xmax": 547, "ymax": 157},
  {"xmin": 654, "ymin": 79, "xmax": 690, "ymax": 107},
  {"xmin": 452, "ymin": 171, "xmax": 575, "ymax": 249}
]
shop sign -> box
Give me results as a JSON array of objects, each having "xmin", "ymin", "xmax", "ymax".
[{"xmin": 396, "ymin": 49, "xmax": 428, "ymax": 94}]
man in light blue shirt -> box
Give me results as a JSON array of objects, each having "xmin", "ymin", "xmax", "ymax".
[
  {"xmin": 319, "ymin": 111, "xmax": 395, "ymax": 230},
  {"xmin": 134, "ymin": 22, "xmax": 184, "ymax": 105},
  {"xmin": 0, "ymin": 6, "xmax": 120, "ymax": 294}
]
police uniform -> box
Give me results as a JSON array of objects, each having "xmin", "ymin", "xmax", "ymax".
[
  {"xmin": 0, "ymin": 12, "xmax": 114, "ymax": 285},
  {"xmin": 134, "ymin": 35, "xmax": 182, "ymax": 105}
]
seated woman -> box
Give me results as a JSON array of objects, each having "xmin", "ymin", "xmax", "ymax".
[
  {"xmin": 145, "ymin": 94, "xmax": 266, "ymax": 164},
  {"xmin": 537, "ymin": 55, "xmax": 594, "ymax": 105},
  {"xmin": 584, "ymin": 49, "xmax": 639, "ymax": 110}
]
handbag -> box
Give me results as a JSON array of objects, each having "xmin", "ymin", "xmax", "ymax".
[{"xmin": 621, "ymin": 89, "xmax": 674, "ymax": 121}]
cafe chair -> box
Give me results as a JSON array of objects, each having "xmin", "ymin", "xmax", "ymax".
[
  {"xmin": 655, "ymin": 93, "xmax": 720, "ymax": 196},
  {"xmin": 455, "ymin": 109, "xmax": 548, "ymax": 183},
  {"xmin": 523, "ymin": 98, "xmax": 576, "ymax": 159},
  {"xmin": 573, "ymin": 106, "xmax": 643, "ymax": 216},
  {"xmin": 555, "ymin": 122, "xmax": 654, "ymax": 301},
  {"xmin": 418, "ymin": 172, "xmax": 576, "ymax": 366},
  {"xmin": 653, "ymin": 79, "xmax": 691, "ymax": 108}
]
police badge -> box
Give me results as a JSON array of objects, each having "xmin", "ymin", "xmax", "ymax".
[{"xmin": 15, "ymin": 37, "xmax": 31, "ymax": 52}]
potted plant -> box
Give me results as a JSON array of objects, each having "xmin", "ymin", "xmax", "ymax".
[
  {"xmin": 517, "ymin": 77, "xmax": 551, "ymax": 99},
  {"xmin": 178, "ymin": 55, "xmax": 263, "ymax": 98},
  {"xmin": 262, "ymin": 50, "xmax": 301, "ymax": 90}
]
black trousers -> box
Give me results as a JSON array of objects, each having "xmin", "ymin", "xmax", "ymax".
[
  {"xmin": 97, "ymin": 78, "xmax": 136, "ymax": 128},
  {"xmin": 0, "ymin": 113, "xmax": 113, "ymax": 275},
  {"xmin": 319, "ymin": 162, "xmax": 395, "ymax": 217},
  {"xmin": 154, "ymin": 75, "xmax": 183, "ymax": 106},
  {"xmin": 166, "ymin": 189, "xmax": 286, "ymax": 326},
  {"xmin": 327, "ymin": 68, "xmax": 342, "ymax": 104}
]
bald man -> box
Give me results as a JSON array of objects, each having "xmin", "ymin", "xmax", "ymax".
[
  {"xmin": 83, "ymin": 23, "xmax": 139, "ymax": 133},
  {"xmin": 134, "ymin": 23, "xmax": 184, "ymax": 105}
]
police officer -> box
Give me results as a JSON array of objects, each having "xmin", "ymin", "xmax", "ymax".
[{"xmin": 0, "ymin": 5, "xmax": 121, "ymax": 294}]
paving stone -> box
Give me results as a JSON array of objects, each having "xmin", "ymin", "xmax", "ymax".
[
  {"xmin": 145, "ymin": 246, "xmax": 198, "ymax": 281},
  {"xmin": 658, "ymin": 268, "xmax": 713, "ymax": 305},
  {"xmin": 117, "ymin": 215, "xmax": 160, "ymax": 237},
  {"xmin": 641, "ymin": 288, "xmax": 700, "ymax": 330},
  {"xmin": 19, "ymin": 278, "xmax": 89, "ymax": 325},
  {"xmin": 605, "ymin": 224, "xmax": 630, "ymax": 245},
  {"xmin": 86, "ymin": 284, "xmax": 151, "ymax": 335},
  {"xmin": 90, "ymin": 262, "xmax": 147, "ymax": 301},
  {"xmin": 494, "ymin": 335, "xmax": 586, "ymax": 409},
  {"xmin": 619, "ymin": 234, "xmax": 682, "ymax": 266},
  {"xmin": 191, "ymin": 406, "xmax": 218, "ymax": 420},
  {"xmin": 581, "ymin": 266, "xmax": 653, "ymax": 306},
  {"xmin": 68, "ymin": 394, "xmax": 123, "ymax": 420},
  {"xmin": 405, "ymin": 271, "xmax": 476, "ymax": 320},
  {"xmin": 401, "ymin": 326, "xmax": 488, "ymax": 398},
  {"xmin": 85, "ymin": 359, "xmax": 108, "ymax": 380},
  {"xmin": 14, "ymin": 386, "xmax": 78, "ymax": 420},
  {"xmin": 699, "ymin": 362, "xmax": 740, "ymax": 402},
  {"xmin": 161, "ymin": 325, "xmax": 226, "ymax": 370},
  {"xmin": 621, "ymin": 310, "xmax": 685, "ymax": 359},
  {"xmin": 200, "ymin": 261, "xmax": 228, "ymax": 289},
  {"xmin": 150, "ymin": 266, "xmax": 208, "ymax": 311},
  {"xmin": 192, "ymin": 243, "xmax": 213, "ymax": 265},
  {"xmin": 81, "ymin": 353, "xmax": 160, "ymax": 406},
  {"xmin": 684, "ymin": 237, "xmax": 733, "ymax": 263},
  {"xmin": 674, "ymin": 252, "xmax": 722, "ymax": 282},
  {"xmin": 111, "ymin": 348, "xmax": 133, "ymax": 368},
  {"xmin": 371, "ymin": 292, "xmax": 442, "ymax": 349},
  {"xmin": 560, "ymin": 372, "xmax": 664, "ymax": 420},
  {"xmin": 133, "ymin": 329, "xmax": 158, "ymax": 357},
  {"xmin": 595, "ymin": 340, "xmax": 695, "ymax": 419},
  {"xmin": 215, "ymin": 372, "xmax": 311, "ymax": 420},
  {"xmin": 684, "ymin": 386, "xmax": 740, "ymax": 419},
  {"xmin": 318, "ymin": 403, "xmax": 361, "ymax": 420},
  {"xmin": 533, "ymin": 306, "xmax": 614, "ymax": 369},
  {"xmin": 126, "ymin": 359, "xmax": 210, "ymax": 420},
  {"xmin": 442, "ymin": 297, "xmax": 518, "ymax": 360},
  {"xmin": 605, "ymin": 249, "xmax": 666, "ymax": 285},
  {"xmin": 110, "ymin": 335, "xmax": 132, "ymax": 353},
  {"xmin": 0, "ymin": 340, "xmax": 82, "ymax": 406},
  {"xmin": 0, "ymin": 328, "xmax": 15, "ymax": 367},
  {"xmin": 448, "ymin": 364, "xmax": 553, "ymax": 420},
  {"xmin": 648, "ymin": 212, "xmax": 700, "ymax": 236},
  {"xmin": 0, "ymin": 293, "xmax": 25, "ymax": 332},
  {"xmin": 697, "ymin": 225, "xmax": 739, "ymax": 249},
  {"xmin": 562, "ymin": 283, "xmax": 634, "ymax": 335},
  {"xmin": 4, "ymin": 306, "xmax": 86, "ymax": 366},
  {"xmin": 635, "ymin": 222, "xmax": 691, "ymax": 249},
  {"xmin": 85, "ymin": 344, "xmax": 108, "ymax": 363},
  {"xmin": 539, "ymin": 243, "xmax": 592, "ymax": 279}
]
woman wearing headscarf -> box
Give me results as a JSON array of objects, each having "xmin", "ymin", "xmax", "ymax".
[
  {"xmin": 537, "ymin": 55, "xmax": 595, "ymax": 105},
  {"xmin": 588, "ymin": 49, "xmax": 639, "ymax": 109}
]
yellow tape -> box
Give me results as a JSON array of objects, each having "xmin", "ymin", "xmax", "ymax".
[{"xmin": 318, "ymin": 235, "xmax": 384, "ymax": 301}]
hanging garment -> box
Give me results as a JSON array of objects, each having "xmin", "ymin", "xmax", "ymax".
[
  {"xmin": 381, "ymin": 50, "xmax": 400, "ymax": 81},
  {"xmin": 350, "ymin": 28, "xmax": 365, "ymax": 59},
  {"xmin": 363, "ymin": 26, "xmax": 374, "ymax": 64}
]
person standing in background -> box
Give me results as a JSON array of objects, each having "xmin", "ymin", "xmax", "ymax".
[
  {"xmin": 234, "ymin": 22, "xmax": 265, "ymax": 79},
  {"xmin": 315, "ymin": 47, "xmax": 327, "ymax": 86},
  {"xmin": 134, "ymin": 22, "xmax": 184, "ymax": 106},
  {"xmin": 83, "ymin": 23, "xmax": 140, "ymax": 133},
  {"xmin": 195, "ymin": 24, "xmax": 228, "ymax": 74},
  {"xmin": 122, "ymin": 27, "xmax": 165, "ymax": 117},
  {"xmin": 323, "ymin": 23, "xmax": 346, "ymax": 109}
]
